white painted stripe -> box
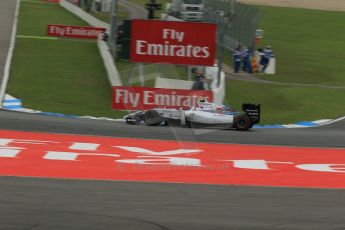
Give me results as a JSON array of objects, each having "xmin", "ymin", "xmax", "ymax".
[
  {"xmin": 44, "ymin": 151, "xmax": 78, "ymax": 161},
  {"xmin": 4, "ymin": 94, "xmax": 19, "ymax": 100},
  {"xmin": 317, "ymin": 116, "xmax": 345, "ymax": 127},
  {"xmin": 312, "ymin": 119, "xmax": 333, "ymax": 124},
  {"xmin": 282, "ymin": 124, "xmax": 310, "ymax": 128},
  {"xmin": 17, "ymin": 35, "xmax": 58, "ymax": 40},
  {"xmin": 0, "ymin": 0, "xmax": 20, "ymax": 106},
  {"xmin": 0, "ymin": 139, "xmax": 14, "ymax": 146},
  {"xmin": 0, "ymin": 148, "xmax": 21, "ymax": 158},
  {"xmin": 69, "ymin": 143, "xmax": 99, "ymax": 151}
]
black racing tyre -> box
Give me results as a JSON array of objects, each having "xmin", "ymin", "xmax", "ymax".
[
  {"xmin": 143, "ymin": 110, "xmax": 163, "ymax": 126},
  {"xmin": 234, "ymin": 114, "xmax": 252, "ymax": 131}
]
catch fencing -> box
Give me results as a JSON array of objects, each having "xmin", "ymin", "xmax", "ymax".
[{"xmin": 203, "ymin": 0, "xmax": 263, "ymax": 50}]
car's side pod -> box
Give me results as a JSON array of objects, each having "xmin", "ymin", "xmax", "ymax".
[{"xmin": 242, "ymin": 103, "xmax": 261, "ymax": 124}]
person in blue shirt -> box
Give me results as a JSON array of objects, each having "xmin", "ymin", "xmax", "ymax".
[
  {"xmin": 242, "ymin": 48, "xmax": 253, "ymax": 73},
  {"xmin": 261, "ymin": 45, "xmax": 274, "ymax": 72},
  {"xmin": 233, "ymin": 46, "xmax": 242, "ymax": 73},
  {"xmin": 241, "ymin": 48, "xmax": 249, "ymax": 72}
]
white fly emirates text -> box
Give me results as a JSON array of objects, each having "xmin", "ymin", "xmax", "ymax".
[
  {"xmin": 135, "ymin": 29, "xmax": 210, "ymax": 58},
  {"xmin": 115, "ymin": 88, "xmax": 211, "ymax": 108}
]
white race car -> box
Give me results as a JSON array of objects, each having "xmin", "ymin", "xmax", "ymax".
[{"xmin": 124, "ymin": 101, "xmax": 260, "ymax": 131}]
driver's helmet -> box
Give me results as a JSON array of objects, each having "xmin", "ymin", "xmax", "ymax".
[{"xmin": 197, "ymin": 98, "xmax": 205, "ymax": 106}]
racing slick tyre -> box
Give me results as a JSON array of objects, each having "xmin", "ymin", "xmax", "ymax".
[
  {"xmin": 234, "ymin": 114, "xmax": 252, "ymax": 131},
  {"xmin": 143, "ymin": 110, "xmax": 163, "ymax": 126}
]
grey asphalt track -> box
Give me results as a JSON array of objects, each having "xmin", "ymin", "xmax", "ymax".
[
  {"xmin": 0, "ymin": 109, "xmax": 345, "ymax": 230},
  {"xmin": 0, "ymin": 109, "xmax": 345, "ymax": 148},
  {"xmin": 1, "ymin": 176, "xmax": 345, "ymax": 230},
  {"xmin": 0, "ymin": 0, "xmax": 16, "ymax": 84},
  {"xmin": 118, "ymin": 0, "xmax": 148, "ymax": 19},
  {"xmin": 0, "ymin": 1, "xmax": 345, "ymax": 229}
]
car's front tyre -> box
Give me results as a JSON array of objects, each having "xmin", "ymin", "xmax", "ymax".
[{"xmin": 143, "ymin": 110, "xmax": 163, "ymax": 126}]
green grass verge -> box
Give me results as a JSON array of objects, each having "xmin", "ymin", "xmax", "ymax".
[
  {"xmin": 8, "ymin": 0, "xmax": 126, "ymax": 118},
  {"xmin": 257, "ymin": 6, "xmax": 345, "ymax": 86},
  {"xmin": 219, "ymin": 5, "xmax": 345, "ymax": 123},
  {"xmin": 9, "ymin": 0, "xmax": 345, "ymax": 124},
  {"xmin": 225, "ymin": 80, "xmax": 345, "ymax": 124}
]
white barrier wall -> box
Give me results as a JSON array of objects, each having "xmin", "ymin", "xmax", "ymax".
[
  {"xmin": 97, "ymin": 36, "xmax": 122, "ymax": 86},
  {"xmin": 265, "ymin": 57, "xmax": 276, "ymax": 74},
  {"xmin": 60, "ymin": 0, "xmax": 109, "ymax": 29},
  {"xmin": 155, "ymin": 77, "xmax": 193, "ymax": 89},
  {"xmin": 206, "ymin": 66, "xmax": 225, "ymax": 105},
  {"xmin": 59, "ymin": 0, "xmax": 122, "ymax": 86}
]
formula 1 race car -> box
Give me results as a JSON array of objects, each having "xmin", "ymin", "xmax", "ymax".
[{"xmin": 124, "ymin": 101, "xmax": 260, "ymax": 131}]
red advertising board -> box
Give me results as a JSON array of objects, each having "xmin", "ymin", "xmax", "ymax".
[
  {"xmin": 112, "ymin": 86, "xmax": 213, "ymax": 110},
  {"xmin": 130, "ymin": 20, "xmax": 217, "ymax": 66},
  {"xmin": 47, "ymin": 24, "xmax": 106, "ymax": 39}
]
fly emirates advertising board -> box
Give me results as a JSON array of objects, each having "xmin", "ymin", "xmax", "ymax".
[{"xmin": 130, "ymin": 20, "xmax": 217, "ymax": 66}]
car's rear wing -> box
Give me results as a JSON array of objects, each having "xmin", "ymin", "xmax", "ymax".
[{"xmin": 242, "ymin": 103, "xmax": 261, "ymax": 124}]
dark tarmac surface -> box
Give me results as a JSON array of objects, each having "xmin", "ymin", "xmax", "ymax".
[
  {"xmin": 0, "ymin": 109, "xmax": 344, "ymax": 148},
  {"xmin": 118, "ymin": 0, "xmax": 148, "ymax": 20},
  {"xmin": 0, "ymin": 0, "xmax": 344, "ymax": 229},
  {"xmin": 0, "ymin": 109, "xmax": 344, "ymax": 230},
  {"xmin": 0, "ymin": 0, "xmax": 16, "ymax": 84},
  {"xmin": 1, "ymin": 176, "xmax": 345, "ymax": 230}
]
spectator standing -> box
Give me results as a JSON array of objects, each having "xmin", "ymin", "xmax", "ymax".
[
  {"xmin": 242, "ymin": 48, "xmax": 253, "ymax": 73},
  {"xmin": 261, "ymin": 45, "xmax": 274, "ymax": 72},
  {"xmin": 258, "ymin": 47, "xmax": 265, "ymax": 72},
  {"xmin": 241, "ymin": 48, "xmax": 249, "ymax": 72},
  {"xmin": 191, "ymin": 69, "xmax": 206, "ymax": 90},
  {"xmin": 232, "ymin": 46, "xmax": 242, "ymax": 73},
  {"xmin": 95, "ymin": 0, "xmax": 101, "ymax": 12}
]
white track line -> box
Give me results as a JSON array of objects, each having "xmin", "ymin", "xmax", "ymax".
[
  {"xmin": 316, "ymin": 116, "xmax": 345, "ymax": 127},
  {"xmin": 0, "ymin": 0, "xmax": 20, "ymax": 107},
  {"xmin": 17, "ymin": 35, "xmax": 58, "ymax": 40}
]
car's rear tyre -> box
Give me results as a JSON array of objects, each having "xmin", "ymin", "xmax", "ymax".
[
  {"xmin": 234, "ymin": 114, "xmax": 252, "ymax": 131},
  {"xmin": 143, "ymin": 110, "xmax": 163, "ymax": 126}
]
